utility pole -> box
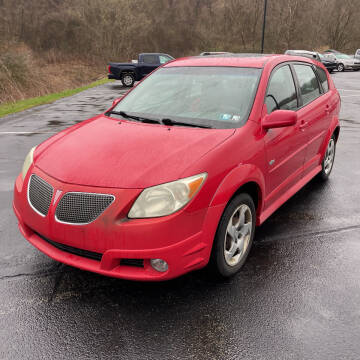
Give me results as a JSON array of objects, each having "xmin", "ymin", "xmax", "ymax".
[{"xmin": 261, "ymin": 0, "xmax": 268, "ymax": 53}]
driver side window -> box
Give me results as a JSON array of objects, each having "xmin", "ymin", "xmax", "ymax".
[{"xmin": 266, "ymin": 65, "xmax": 298, "ymax": 113}]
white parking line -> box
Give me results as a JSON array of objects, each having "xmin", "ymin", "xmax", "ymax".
[{"xmin": 337, "ymin": 89, "xmax": 360, "ymax": 92}]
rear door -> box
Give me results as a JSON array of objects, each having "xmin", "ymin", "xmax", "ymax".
[
  {"xmin": 292, "ymin": 64, "xmax": 330, "ymax": 176},
  {"xmin": 139, "ymin": 54, "xmax": 160, "ymax": 76},
  {"xmin": 263, "ymin": 64, "xmax": 308, "ymax": 207}
]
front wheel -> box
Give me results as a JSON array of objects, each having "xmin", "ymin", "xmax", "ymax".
[
  {"xmin": 337, "ymin": 63, "xmax": 345, "ymax": 72},
  {"xmin": 319, "ymin": 135, "xmax": 336, "ymax": 181},
  {"xmin": 209, "ymin": 193, "xmax": 256, "ymax": 277},
  {"xmin": 121, "ymin": 73, "xmax": 135, "ymax": 87}
]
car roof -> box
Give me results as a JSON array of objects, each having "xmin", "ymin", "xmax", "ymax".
[{"xmin": 164, "ymin": 54, "xmax": 314, "ymax": 68}]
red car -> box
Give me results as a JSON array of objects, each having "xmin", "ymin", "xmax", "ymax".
[{"xmin": 13, "ymin": 54, "xmax": 340, "ymax": 281}]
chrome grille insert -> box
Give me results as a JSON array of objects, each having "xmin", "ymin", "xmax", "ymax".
[
  {"xmin": 28, "ymin": 174, "xmax": 54, "ymax": 216},
  {"xmin": 55, "ymin": 192, "xmax": 115, "ymax": 224}
]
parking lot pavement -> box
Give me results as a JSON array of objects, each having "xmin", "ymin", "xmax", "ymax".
[{"xmin": 1, "ymin": 73, "xmax": 360, "ymax": 360}]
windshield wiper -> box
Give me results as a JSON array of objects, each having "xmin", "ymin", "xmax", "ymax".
[
  {"xmin": 162, "ymin": 118, "xmax": 212, "ymax": 129},
  {"xmin": 107, "ymin": 110, "xmax": 161, "ymax": 124}
]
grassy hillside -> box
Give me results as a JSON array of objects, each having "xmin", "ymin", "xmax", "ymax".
[{"xmin": 0, "ymin": 44, "xmax": 106, "ymax": 105}]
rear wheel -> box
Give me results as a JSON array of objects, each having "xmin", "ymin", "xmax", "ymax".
[
  {"xmin": 121, "ymin": 73, "xmax": 135, "ymax": 87},
  {"xmin": 319, "ymin": 134, "xmax": 336, "ymax": 181},
  {"xmin": 209, "ymin": 193, "xmax": 256, "ymax": 277},
  {"xmin": 337, "ymin": 63, "xmax": 345, "ymax": 72}
]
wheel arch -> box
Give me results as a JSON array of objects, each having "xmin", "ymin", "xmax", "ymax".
[
  {"xmin": 229, "ymin": 181, "xmax": 262, "ymax": 213},
  {"xmin": 333, "ymin": 125, "xmax": 340, "ymax": 142},
  {"xmin": 209, "ymin": 165, "xmax": 265, "ymax": 224}
]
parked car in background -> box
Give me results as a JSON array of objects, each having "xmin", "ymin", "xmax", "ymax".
[
  {"xmin": 330, "ymin": 53, "xmax": 360, "ymax": 72},
  {"xmin": 285, "ymin": 50, "xmax": 337, "ymax": 72},
  {"xmin": 199, "ymin": 52, "xmax": 231, "ymax": 56},
  {"xmin": 355, "ymin": 49, "xmax": 360, "ymax": 60},
  {"xmin": 14, "ymin": 54, "xmax": 340, "ymax": 281},
  {"xmin": 285, "ymin": 50, "xmax": 320, "ymax": 60},
  {"xmin": 318, "ymin": 53, "xmax": 337, "ymax": 73},
  {"xmin": 108, "ymin": 53, "xmax": 174, "ymax": 87},
  {"xmin": 324, "ymin": 49, "xmax": 341, "ymax": 54}
]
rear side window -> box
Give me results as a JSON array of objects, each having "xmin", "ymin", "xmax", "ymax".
[
  {"xmin": 266, "ymin": 65, "xmax": 298, "ymax": 113},
  {"xmin": 316, "ymin": 67, "xmax": 329, "ymax": 92},
  {"xmin": 142, "ymin": 55, "xmax": 159, "ymax": 64},
  {"xmin": 293, "ymin": 64, "xmax": 321, "ymax": 105}
]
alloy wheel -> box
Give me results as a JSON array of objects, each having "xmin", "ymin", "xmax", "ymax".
[
  {"xmin": 324, "ymin": 138, "xmax": 335, "ymax": 174},
  {"xmin": 123, "ymin": 75, "xmax": 133, "ymax": 86},
  {"xmin": 224, "ymin": 204, "xmax": 252, "ymax": 266}
]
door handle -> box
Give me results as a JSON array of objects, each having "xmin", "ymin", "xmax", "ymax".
[
  {"xmin": 300, "ymin": 120, "xmax": 308, "ymax": 130},
  {"xmin": 325, "ymin": 104, "xmax": 330, "ymax": 114}
]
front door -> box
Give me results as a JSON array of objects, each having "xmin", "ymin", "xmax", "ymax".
[{"xmin": 263, "ymin": 64, "xmax": 308, "ymax": 208}]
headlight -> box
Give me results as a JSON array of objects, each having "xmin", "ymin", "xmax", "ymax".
[
  {"xmin": 128, "ymin": 173, "xmax": 207, "ymax": 218},
  {"xmin": 21, "ymin": 146, "xmax": 36, "ymax": 180}
]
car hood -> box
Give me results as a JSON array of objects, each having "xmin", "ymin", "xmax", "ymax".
[{"xmin": 35, "ymin": 116, "xmax": 235, "ymax": 188}]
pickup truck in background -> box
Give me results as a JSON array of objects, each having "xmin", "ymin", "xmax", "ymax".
[{"xmin": 108, "ymin": 53, "xmax": 174, "ymax": 87}]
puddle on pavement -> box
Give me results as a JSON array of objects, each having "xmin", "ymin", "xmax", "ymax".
[
  {"xmin": 340, "ymin": 118, "xmax": 359, "ymax": 125},
  {"xmin": 47, "ymin": 120, "xmax": 66, "ymax": 127}
]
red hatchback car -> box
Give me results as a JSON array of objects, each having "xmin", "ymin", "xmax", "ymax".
[{"xmin": 13, "ymin": 54, "xmax": 340, "ymax": 281}]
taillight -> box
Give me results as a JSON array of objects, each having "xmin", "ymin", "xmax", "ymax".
[{"xmin": 108, "ymin": 65, "xmax": 111, "ymax": 74}]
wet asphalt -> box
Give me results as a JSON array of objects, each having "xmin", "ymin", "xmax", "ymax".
[{"xmin": 0, "ymin": 74, "xmax": 360, "ymax": 360}]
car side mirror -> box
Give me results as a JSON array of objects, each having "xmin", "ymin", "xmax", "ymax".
[{"xmin": 262, "ymin": 110, "xmax": 297, "ymax": 130}]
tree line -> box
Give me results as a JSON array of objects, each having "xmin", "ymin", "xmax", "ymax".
[{"xmin": 1, "ymin": 0, "xmax": 359, "ymax": 62}]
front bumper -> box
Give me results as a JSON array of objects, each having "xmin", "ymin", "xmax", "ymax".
[
  {"xmin": 13, "ymin": 167, "xmax": 224, "ymax": 281},
  {"xmin": 325, "ymin": 64, "xmax": 337, "ymax": 71}
]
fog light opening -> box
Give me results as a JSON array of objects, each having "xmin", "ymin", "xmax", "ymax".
[{"xmin": 150, "ymin": 259, "xmax": 168, "ymax": 272}]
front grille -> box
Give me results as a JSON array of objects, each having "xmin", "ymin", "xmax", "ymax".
[
  {"xmin": 28, "ymin": 174, "xmax": 54, "ymax": 216},
  {"xmin": 36, "ymin": 231, "xmax": 103, "ymax": 261},
  {"xmin": 55, "ymin": 192, "xmax": 115, "ymax": 224}
]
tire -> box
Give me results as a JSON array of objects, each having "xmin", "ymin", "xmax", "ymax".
[
  {"xmin": 319, "ymin": 134, "xmax": 336, "ymax": 181},
  {"xmin": 121, "ymin": 73, "xmax": 135, "ymax": 87},
  {"xmin": 209, "ymin": 193, "xmax": 256, "ymax": 277},
  {"xmin": 337, "ymin": 63, "xmax": 345, "ymax": 72}
]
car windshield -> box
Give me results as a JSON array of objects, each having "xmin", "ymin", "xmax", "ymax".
[
  {"xmin": 336, "ymin": 54, "xmax": 352, "ymax": 59},
  {"xmin": 112, "ymin": 66, "xmax": 261, "ymax": 129}
]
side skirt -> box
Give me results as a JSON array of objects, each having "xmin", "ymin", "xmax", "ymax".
[{"xmin": 258, "ymin": 165, "xmax": 322, "ymax": 225}]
